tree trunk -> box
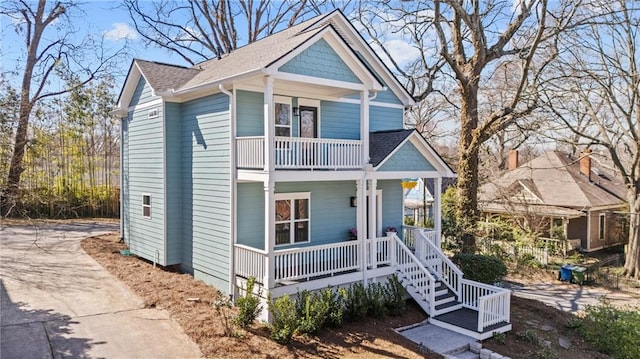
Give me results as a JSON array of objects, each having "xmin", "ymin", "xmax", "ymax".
[
  {"xmin": 624, "ymin": 189, "xmax": 640, "ymax": 278},
  {"xmin": 456, "ymin": 83, "xmax": 480, "ymax": 253}
]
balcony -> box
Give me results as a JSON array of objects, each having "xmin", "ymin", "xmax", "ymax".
[{"xmin": 237, "ymin": 136, "xmax": 363, "ymax": 170}]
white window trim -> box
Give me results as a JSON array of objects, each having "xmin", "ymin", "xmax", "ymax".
[
  {"xmin": 297, "ymin": 98, "xmax": 321, "ymax": 138},
  {"xmin": 274, "ymin": 95, "xmax": 292, "ymax": 137},
  {"xmin": 142, "ymin": 193, "xmax": 152, "ymax": 219},
  {"xmin": 274, "ymin": 192, "xmax": 311, "ymax": 246},
  {"xmin": 599, "ymin": 213, "xmax": 606, "ymax": 240}
]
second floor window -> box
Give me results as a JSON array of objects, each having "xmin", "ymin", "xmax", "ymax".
[{"xmin": 274, "ymin": 97, "xmax": 291, "ymax": 137}]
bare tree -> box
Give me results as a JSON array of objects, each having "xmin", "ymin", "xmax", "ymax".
[
  {"xmin": 123, "ymin": 0, "xmax": 331, "ymax": 65},
  {"xmin": 357, "ymin": 0, "xmax": 579, "ymax": 252},
  {"xmin": 1, "ymin": 0, "xmax": 123, "ymax": 217},
  {"xmin": 542, "ymin": 0, "xmax": 640, "ymax": 277}
]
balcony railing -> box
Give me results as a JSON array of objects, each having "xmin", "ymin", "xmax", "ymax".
[{"xmin": 236, "ymin": 136, "xmax": 363, "ymax": 170}]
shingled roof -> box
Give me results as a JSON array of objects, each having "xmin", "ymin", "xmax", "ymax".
[
  {"xmin": 479, "ymin": 151, "xmax": 626, "ymax": 212},
  {"xmin": 135, "ymin": 60, "xmax": 201, "ymax": 93},
  {"xmin": 369, "ymin": 129, "xmax": 414, "ymax": 167}
]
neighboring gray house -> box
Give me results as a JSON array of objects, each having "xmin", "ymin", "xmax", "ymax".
[
  {"xmin": 114, "ymin": 10, "xmax": 510, "ymax": 339},
  {"xmin": 479, "ymin": 150, "xmax": 628, "ymax": 252}
]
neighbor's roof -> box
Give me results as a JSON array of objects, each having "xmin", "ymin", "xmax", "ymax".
[{"xmin": 479, "ymin": 151, "xmax": 626, "ymax": 211}]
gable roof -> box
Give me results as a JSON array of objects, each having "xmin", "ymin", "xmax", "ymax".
[
  {"xmin": 116, "ymin": 10, "xmax": 415, "ymax": 112},
  {"xmin": 369, "ymin": 129, "xmax": 456, "ymax": 177},
  {"xmin": 479, "ymin": 151, "xmax": 626, "ymax": 211}
]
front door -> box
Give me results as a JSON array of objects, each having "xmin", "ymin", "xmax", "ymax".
[{"xmin": 299, "ymin": 106, "xmax": 317, "ymax": 138}]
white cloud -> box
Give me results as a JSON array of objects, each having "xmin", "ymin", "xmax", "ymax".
[{"xmin": 104, "ymin": 23, "xmax": 138, "ymax": 41}]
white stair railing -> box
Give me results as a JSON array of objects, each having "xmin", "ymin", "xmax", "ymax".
[
  {"xmin": 415, "ymin": 230, "xmax": 463, "ymax": 298},
  {"xmin": 391, "ymin": 234, "xmax": 436, "ymax": 315},
  {"xmin": 460, "ymin": 279, "xmax": 511, "ymax": 332}
]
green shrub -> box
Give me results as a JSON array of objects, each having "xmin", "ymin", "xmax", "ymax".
[
  {"xmin": 517, "ymin": 253, "xmax": 541, "ymax": 268},
  {"xmin": 578, "ymin": 299, "xmax": 640, "ymax": 359},
  {"xmin": 323, "ymin": 287, "xmax": 345, "ymax": 327},
  {"xmin": 344, "ymin": 282, "xmax": 369, "ymax": 321},
  {"xmin": 383, "ymin": 275, "xmax": 406, "ymax": 316},
  {"xmin": 234, "ymin": 277, "xmax": 262, "ymax": 329},
  {"xmin": 267, "ymin": 294, "xmax": 298, "ymax": 343},
  {"xmin": 366, "ymin": 282, "xmax": 387, "ymax": 318},
  {"xmin": 451, "ymin": 253, "xmax": 507, "ymax": 284},
  {"xmin": 296, "ymin": 289, "xmax": 330, "ymax": 334}
]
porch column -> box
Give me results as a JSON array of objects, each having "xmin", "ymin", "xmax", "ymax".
[
  {"xmin": 356, "ymin": 179, "xmax": 367, "ymax": 284},
  {"xmin": 434, "ymin": 177, "xmax": 442, "ymax": 248},
  {"xmin": 264, "ymin": 77, "xmax": 275, "ymax": 172},
  {"xmin": 264, "ymin": 180, "xmax": 275, "ymax": 289},
  {"xmin": 368, "ymin": 178, "xmax": 377, "ymax": 269},
  {"xmin": 360, "ymin": 90, "xmax": 369, "ymax": 166}
]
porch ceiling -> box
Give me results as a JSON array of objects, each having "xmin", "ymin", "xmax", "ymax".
[{"xmin": 238, "ymin": 76, "xmax": 360, "ymax": 99}]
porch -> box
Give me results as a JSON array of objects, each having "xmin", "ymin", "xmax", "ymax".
[
  {"xmin": 236, "ymin": 136, "xmax": 363, "ymax": 170},
  {"xmin": 234, "ymin": 228, "xmax": 511, "ymax": 339}
]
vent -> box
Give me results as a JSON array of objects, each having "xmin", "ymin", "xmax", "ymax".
[{"xmin": 148, "ymin": 109, "xmax": 159, "ymax": 118}]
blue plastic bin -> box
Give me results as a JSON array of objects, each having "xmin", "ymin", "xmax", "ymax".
[{"xmin": 560, "ymin": 264, "xmax": 573, "ymax": 281}]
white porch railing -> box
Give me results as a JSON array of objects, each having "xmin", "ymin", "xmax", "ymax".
[
  {"xmin": 367, "ymin": 236, "xmax": 392, "ymax": 268},
  {"xmin": 391, "ymin": 234, "xmax": 436, "ymax": 315},
  {"xmin": 236, "ymin": 136, "xmax": 363, "ymax": 169},
  {"xmin": 415, "ymin": 230, "xmax": 462, "ymax": 297},
  {"xmin": 236, "ymin": 136, "xmax": 264, "ymax": 168},
  {"xmin": 460, "ymin": 279, "xmax": 511, "ymax": 332},
  {"xmin": 273, "ymin": 241, "xmax": 360, "ymax": 282},
  {"xmin": 234, "ymin": 244, "xmax": 266, "ymax": 283}
]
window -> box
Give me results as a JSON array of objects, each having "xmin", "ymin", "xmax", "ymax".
[
  {"xmin": 274, "ymin": 97, "xmax": 291, "ymax": 137},
  {"xmin": 599, "ymin": 213, "xmax": 606, "ymax": 240},
  {"xmin": 275, "ymin": 192, "xmax": 310, "ymax": 245},
  {"xmin": 148, "ymin": 109, "xmax": 159, "ymax": 118},
  {"xmin": 142, "ymin": 194, "xmax": 151, "ymax": 218}
]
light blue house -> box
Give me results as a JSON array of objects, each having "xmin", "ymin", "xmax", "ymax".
[{"xmin": 114, "ymin": 10, "xmax": 510, "ymax": 339}]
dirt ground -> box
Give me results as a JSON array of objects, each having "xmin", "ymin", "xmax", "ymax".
[
  {"xmin": 81, "ymin": 232, "xmax": 437, "ymax": 359},
  {"xmin": 82, "ymin": 232, "xmax": 620, "ymax": 359}
]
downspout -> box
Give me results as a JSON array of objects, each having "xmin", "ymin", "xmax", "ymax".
[
  {"xmin": 219, "ymin": 84, "xmax": 236, "ymax": 299},
  {"xmin": 368, "ymin": 91, "xmax": 378, "ymax": 101},
  {"xmin": 119, "ymin": 116, "xmax": 125, "ymax": 243}
]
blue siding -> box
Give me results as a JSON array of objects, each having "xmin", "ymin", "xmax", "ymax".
[
  {"xmin": 181, "ymin": 93, "xmax": 232, "ymax": 293},
  {"xmin": 126, "ymin": 105, "xmax": 165, "ymax": 263},
  {"xmin": 378, "ymin": 141, "xmax": 436, "ymax": 172},
  {"xmin": 370, "ymin": 105, "xmax": 404, "ymax": 132},
  {"xmin": 379, "ymin": 180, "xmax": 403, "ymax": 235},
  {"xmin": 279, "ymin": 39, "xmax": 361, "ymax": 84},
  {"xmin": 130, "ymin": 77, "xmax": 157, "ymax": 105},
  {"xmin": 236, "ymin": 90, "xmax": 263, "ymax": 137},
  {"xmin": 275, "ymin": 181, "xmax": 357, "ymax": 248},
  {"xmin": 165, "ymin": 102, "xmax": 182, "ymax": 264},
  {"xmin": 320, "ymin": 101, "xmax": 360, "ymax": 139},
  {"xmin": 236, "ymin": 183, "xmax": 266, "ymax": 250}
]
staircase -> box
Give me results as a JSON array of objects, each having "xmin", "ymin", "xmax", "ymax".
[{"xmin": 392, "ymin": 230, "xmax": 512, "ymax": 340}]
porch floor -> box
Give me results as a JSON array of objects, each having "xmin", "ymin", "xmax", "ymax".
[{"xmin": 432, "ymin": 308, "xmax": 509, "ymax": 334}]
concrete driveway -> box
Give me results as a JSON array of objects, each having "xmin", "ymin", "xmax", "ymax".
[{"xmin": 0, "ymin": 221, "xmax": 201, "ymax": 359}]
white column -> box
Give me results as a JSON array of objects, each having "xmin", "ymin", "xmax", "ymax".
[
  {"xmin": 263, "ymin": 77, "xmax": 274, "ymax": 172},
  {"xmin": 368, "ymin": 178, "xmax": 377, "ymax": 269},
  {"xmin": 434, "ymin": 177, "xmax": 442, "ymax": 248},
  {"xmin": 360, "ymin": 90, "xmax": 369, "ymax": 166},
  {"xmin": 356, "ymin": 179, "xmax": 367, "ymax": 283},
  {"xmin": 264, "ymin": 180, "xmax": 275, "ymax": 290}
]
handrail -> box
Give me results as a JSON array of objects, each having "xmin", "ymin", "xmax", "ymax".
[
  {"xmin": 416, "ymin": 229, "xmax": 463, "ymax": 298},
  {"xmin": 391, "ymin": 234, "xmax": 436, "ymax": 315},
  {"xmin": 273, "ymin": 240, "xmax": 360, "ymax": 282},
  {"xmin": 477, "ymin": 289, "xmax": 511, "ymax": 332},
  {"xmin": 234, "ymin": 244, "xmax": 267, "ymax": 283}
]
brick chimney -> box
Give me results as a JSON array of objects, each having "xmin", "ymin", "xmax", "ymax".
[
  {"xmin": 508, "ymin": 150, "xmax": 519, "ymax": 170},
  {"xmin": 580, "ymin": 149, "xmax": 592, "ymax": 181}
]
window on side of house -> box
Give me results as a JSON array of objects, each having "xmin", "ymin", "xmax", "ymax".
[
  {"xmin": 599, "ymin": 213, "xmax": 606, "ymax": 240},
  {"xmin": 274, "ymin": 96, "xmax": 292, "ymax": 137},
  {"xmin": 142, "ymin": 194, "xmax": 151, "ymax": 218},
  {"xmin": 275, "ymin": 192, "xmax": 310, "ymax": 246}
]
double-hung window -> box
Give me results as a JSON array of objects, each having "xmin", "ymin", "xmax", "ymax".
[
  {"xmin": 274, "ymin": 96, "xmax": 292, "ymax": 137},
  {"xmin": 275, "ymin": 192, "xmax": 310, "ymax": 246},
  {"xmin": 142, "ymin": 194, "xmax": 151, "ymax": 218}
]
